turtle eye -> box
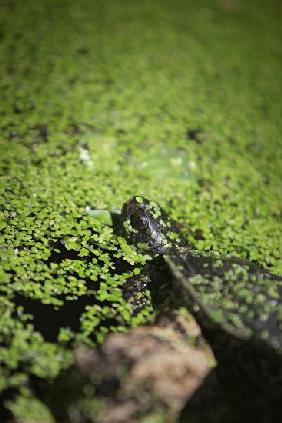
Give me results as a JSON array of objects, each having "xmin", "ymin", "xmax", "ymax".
[{"xmin": 130, "ymin": 213, "xmax": 147, "ymax": 230}]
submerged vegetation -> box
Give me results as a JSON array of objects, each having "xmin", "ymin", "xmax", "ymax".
[{"xmin": 0, "ymin": 0, "xmax": 281, "ymax": 420}]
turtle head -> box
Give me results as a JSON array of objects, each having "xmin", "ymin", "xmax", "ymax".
[{"xmin": 120, "ymin": 196, "xmax": 185, "ymax": 255}]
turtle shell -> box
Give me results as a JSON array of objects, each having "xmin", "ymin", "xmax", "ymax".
[{"xmin": 165, "ymin": 250, "xmax": 282, "ymax": 354}]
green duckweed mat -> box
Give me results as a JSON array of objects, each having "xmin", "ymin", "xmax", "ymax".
[{"xmin": 0, "ymin": 0, "xmax": 281, "ymax": 420}]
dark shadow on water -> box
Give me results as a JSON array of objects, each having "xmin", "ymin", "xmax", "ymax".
[
  {"xmin": 179, "ymin": 367, "xmax": 282, "ymax": 423},
  {"xmin": 14, "ymin": 293, "xmax": 96, "ymax": 342},
  {"xmin": 30, "ymin": 368, "xmax": 89, "ymax": 423},
  {"xmin": 13, "ymin": 231, "xmax": 134, "ymax": 343}
]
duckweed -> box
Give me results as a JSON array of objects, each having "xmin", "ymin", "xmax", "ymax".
[{"xmin": 0, "ymin": 0, "xmax": 281, "ymax": 420}]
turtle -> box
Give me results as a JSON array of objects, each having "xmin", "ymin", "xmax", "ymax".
[{"xmin": 118, "ymin": 196, "xmax": 282, "ymax": 408}]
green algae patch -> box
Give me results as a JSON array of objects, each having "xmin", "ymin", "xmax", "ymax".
[{"xmin": 0, "ymin": 0, "xmax": 282, "ymax": 419}]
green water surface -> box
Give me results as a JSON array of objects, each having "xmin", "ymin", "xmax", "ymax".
[{"xmin": 0, "ymin": 0, "xmax": 281, "ymax": 420}]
